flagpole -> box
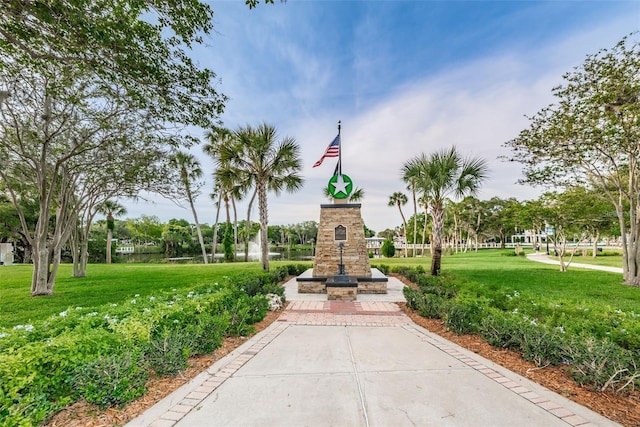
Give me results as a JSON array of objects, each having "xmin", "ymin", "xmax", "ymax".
[{"xmin": 338, "ymin": 120, "xmax": 342, "ymax": 175}]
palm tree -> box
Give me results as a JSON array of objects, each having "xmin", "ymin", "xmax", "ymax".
[
  {"xmin": 214, "ymin": 164, "xmax": 253, "ymax": 261},
  {"xmin": 206, "ymin": 128, "xmax": 254, "ymax": 262},
  {"xmin": 322, "ymin": 186, "xmax": 365, "ymax": 203},
  {"xmin": 209, "ymin": 185, "xmax": 222, "ymax": 260},
  {"xmin": 169, "ymin": 151, "xmax": 208, "ymax": 264},
  {"xmin": 218, "ymin": 123, "xmax": 303, "ymax": 271},
  {"xmin": 98, "ymin": 200, "xmax": 127, "ymax": 264},
  {"xmin": 403, "ymin": 170, "xmax": 419, "ymax": 256},
  {"xmin": 388, "ymin": 192, "xmax": 408, "ymax": 257},
  {"xmin": 418, "ymin": 194, "xmax": 429, "ymax": 256},
  {"xmin": 403, "ymin": 146, "xmax": 488, "ymax": 276}
]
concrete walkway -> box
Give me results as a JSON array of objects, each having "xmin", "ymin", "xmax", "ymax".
[
  {"xmin": 526, "ymin": 252, "xmax": 624, "ymax": 274},
  {"xmin": 126, "ymin": 276, "xmax": 619, "ymax": 427}
]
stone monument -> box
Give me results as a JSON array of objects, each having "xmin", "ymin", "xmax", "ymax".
[{"xmin": 297, "ymin": 121, "xmax": 387, "ymax": 297}]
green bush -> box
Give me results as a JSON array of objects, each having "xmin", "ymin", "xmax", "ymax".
[
  {"xmin": 75, "ymin": 350, "xmax": 149, "ymax": 408},
  {"xmin": 284, "ymin": 264, "xmax": 310, "ymax": 276},
  {"xmin": 445, "ymin": 298, "xmax": 485, "ymax": 335},
  {"xmin": 373, "ymin": 264, "xmax": 390, "ymax": 274},
  {"xmin": 415, "ymin": 274, "xmax": 457, "ymax": 299},
  {"xmin": 147, "ymin": 326, "xmax": 194, "ymax": 376},
  {"xmin": 0, "ymin": 268, "xmax": 287, "ymax": 426},
  {"xmin": 381, "ymin": 239, "xmax": 395, "ymax": 258},
  {"xmin": 519, "ymin": 324, "xmax": 567, "ymax": 366},
  {"xmin": 403, "ymin": 287, "xmax": 447, "ymax": 319},
  {"xmin": 478, "ymin": 310, "xmax": 526, "ymax": 351},
  {"xmin": 564, "ymin": 337, "xmax": 639, "ymax": 393}
]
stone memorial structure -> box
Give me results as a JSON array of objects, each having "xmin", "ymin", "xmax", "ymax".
[{"xmin": 297, "ymin": 122, "xmax": 387, "ymax": 299}]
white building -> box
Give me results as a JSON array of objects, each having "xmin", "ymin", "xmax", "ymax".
[{"xmin": 0, "ymin": 243, "xmax": 14, "ymax": 266}]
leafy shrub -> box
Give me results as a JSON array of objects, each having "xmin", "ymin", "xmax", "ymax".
[
  {"xmin": 564, "ymin": 337, "xmax": 639, "ymax": 393},
  {"xmin": 0, "ymin": 267, "xmax": 292, "ymax": 426},
  {"xmin": 231, "ymin": 272, "xmax": 285, "ymax": 298},
  {"xmin": 146, "ymin": 325, "xmax": 195, "ymax": 376},
  {"xmin": 403, "ymin": 287, "xmax": 422, "ymax": 311},
  {"xmin": 227, "ymin": 295, "xmax": 269, "ymax": 336},
  {"xmin": 283, "ymin": 264, "xmax": 310, "ymax": 276},
  {"xmin": 75, "ymin": 350, "xmax": 149, "ymax": 408},
  {"xmin": 373, "ymin": 264, "xmax": 390, "ymax": 274},
  {"xmin": 445, "ymin": 298, "xmax": 485, "ymax": 335},
  {"xmin": 478, "ymin": 311, "xmax": 525, "ymax": 351},
  {"xmin": 519, "ymin": 324, "xmax": 567, "ymax": 366},
  {"xmin": 187, "ymin": 313, "xmax": 228, "ymax": 355},
  {"xmin": 381, "ymin": 239, "xmax": 395, "ymax": 257},
  {"xmin": 415, "ymin": 274, "xmax": 457, "ymax": 299},
  {"xmin": 403, "ymin": 287, "xmax": 447, "ymax": 319}
]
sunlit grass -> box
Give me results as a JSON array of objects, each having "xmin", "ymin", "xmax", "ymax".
[
  {"xmin": 0, "ymin": 263, "xmax": 265, "ymax": 328},
  {"xmin": 374, "ymin": 249, "xmax": 636, "ymax": 312},
  {"xmin": 2, "ymin": 251, "xmax": 637, "ymax": 328}
]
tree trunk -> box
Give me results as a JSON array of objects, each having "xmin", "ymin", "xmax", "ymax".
[
  {"xmin": 257, "ymin": 182, "xmax": 269, "ymax": 271},
  {"xmin": 211, "ymin": 192, "xmax": 222, "ymax": 261},
  {"xmin": 452, "ymin": 214, "xmax": 458, "ymax": 254},
  {"xmin": 106, "ymin": 228, "xmax": 113, "ymax": 264},
  {"xmin": 71, "ymin": 226, "xmax": 82, "ymax": 277},
  {"xmin": 79, "ymin": 239, "xmax": 88, "ymax": 277},
  {"xmin": 186, "ymin": 186, "xmax": 208, "ymax": 264},
  {"xmin": 430, "ymin": 205, "xmax": 444, "ymax": 276},
  {"xmin": 31, "ymin": 204, "xmax": 53, "ymax": 295},
  {"xmin": 421, "ymin": 216, "xmax": 427, "ymax": 256},
  {"xmin": 31, "ymin": 240, "xmax": 52, "ymax": 295},
  {"xmin": 411, "ymin": 186, "xmax": 418, "ymax": 251},
  {"xmin": 231, "ymin": 196, "xmax": 238, "ymax": 262},
  {"xmin": 244, "ymin": 189, "xmax": 257, "ymax": 262},
  {"xmin": 398, "ymin": 204, "xmax": 408, "ymax": 258}
]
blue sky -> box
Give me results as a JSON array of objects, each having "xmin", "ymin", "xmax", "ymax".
[{"xmin": 125, "ymin": 1, "xmax": 640, "ymax": 233}]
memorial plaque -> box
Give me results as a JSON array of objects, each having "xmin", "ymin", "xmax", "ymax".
[{"xmin": 334, "ymin": 225, "xmax": 347, "ymax": 241}]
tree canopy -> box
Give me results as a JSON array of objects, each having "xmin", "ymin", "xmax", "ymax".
[{"xmin": 504, "ymin": 33, "xmax": 640, "ymax": 285}]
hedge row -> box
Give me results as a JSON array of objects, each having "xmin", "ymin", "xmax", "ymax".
[
  {"xmin": 387, "ymin": 265, "xmax": 640, "ymax": 395},
  {"xmin": 0, "ymin": 264, "xmax": 308, "ymax": 427}
]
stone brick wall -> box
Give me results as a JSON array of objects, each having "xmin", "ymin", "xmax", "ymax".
[
  {"xmin": 356, "ymin": 282, "xmax": 387, "ymax": 294},
  {"xmin": 313, "ymin": 204, "xmax": 372, "ymax": 278},
  {"xmin": 327, "ymin": 285, "xmax": 357, "ymax": 301},
  {"xmin": 298, "ymin": 281, "xmax": 326, "ymax": 293}
]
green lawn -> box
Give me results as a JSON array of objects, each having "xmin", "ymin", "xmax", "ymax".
[
  {"xmin": 2, "ymin": 252, "xmax": 637, "ymax": 329},
  {"xmin": 374, "ymin": 250, "xmax": 636, "ymax": 312},
  {"xmin": 0, "ymin": 262, "xmax": 277, "ymax": 328},
  {"xmin": 553, "ymin": 253, "xmax": 624, "ymax": 268}
]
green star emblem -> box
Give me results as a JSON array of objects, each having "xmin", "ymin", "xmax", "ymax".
[{"xmin": 328, "ymin": 174, "xmax": 353, "ymax": 199}]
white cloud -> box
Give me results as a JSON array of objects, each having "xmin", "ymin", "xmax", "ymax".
[{"xmin": 121, "ymin": 6, "xmax": 640, "ymax": 233}]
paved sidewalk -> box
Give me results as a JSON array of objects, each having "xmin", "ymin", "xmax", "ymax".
[
  {"xmin": 126, "ymin": 276, "xmax": 619, "ymax": 427},
  {"xmin": 526, "ymin": 252, "xmax": 623, "ymax": 274}
]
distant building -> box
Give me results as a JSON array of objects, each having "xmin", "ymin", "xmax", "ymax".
[
  {"xmin": 116, "ymin": 246, "xmax": 135, "ymax": 254},
  {"xmin": 0, "ymin": 243, "xmax": 14, "ymax": 266}
]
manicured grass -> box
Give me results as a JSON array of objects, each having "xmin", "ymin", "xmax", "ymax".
[
  {"xmin": 0, "ymin": 262, "xmax": 267, "ymax": 328},
  {"xmin": 374, "ymin": 250, "xmax": 637, "ymax": 312},
  {"xmin": 3, "ymin": 252, "xmax": 636, "ymax": 329},
  {"xmin": 552, "ymin": 253, "xmax": 623, "ymax": 268}
]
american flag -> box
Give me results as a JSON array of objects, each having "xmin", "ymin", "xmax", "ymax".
[{"xmin": 313, "ymin": 135, "xmax": 340, "ymax": 168}]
